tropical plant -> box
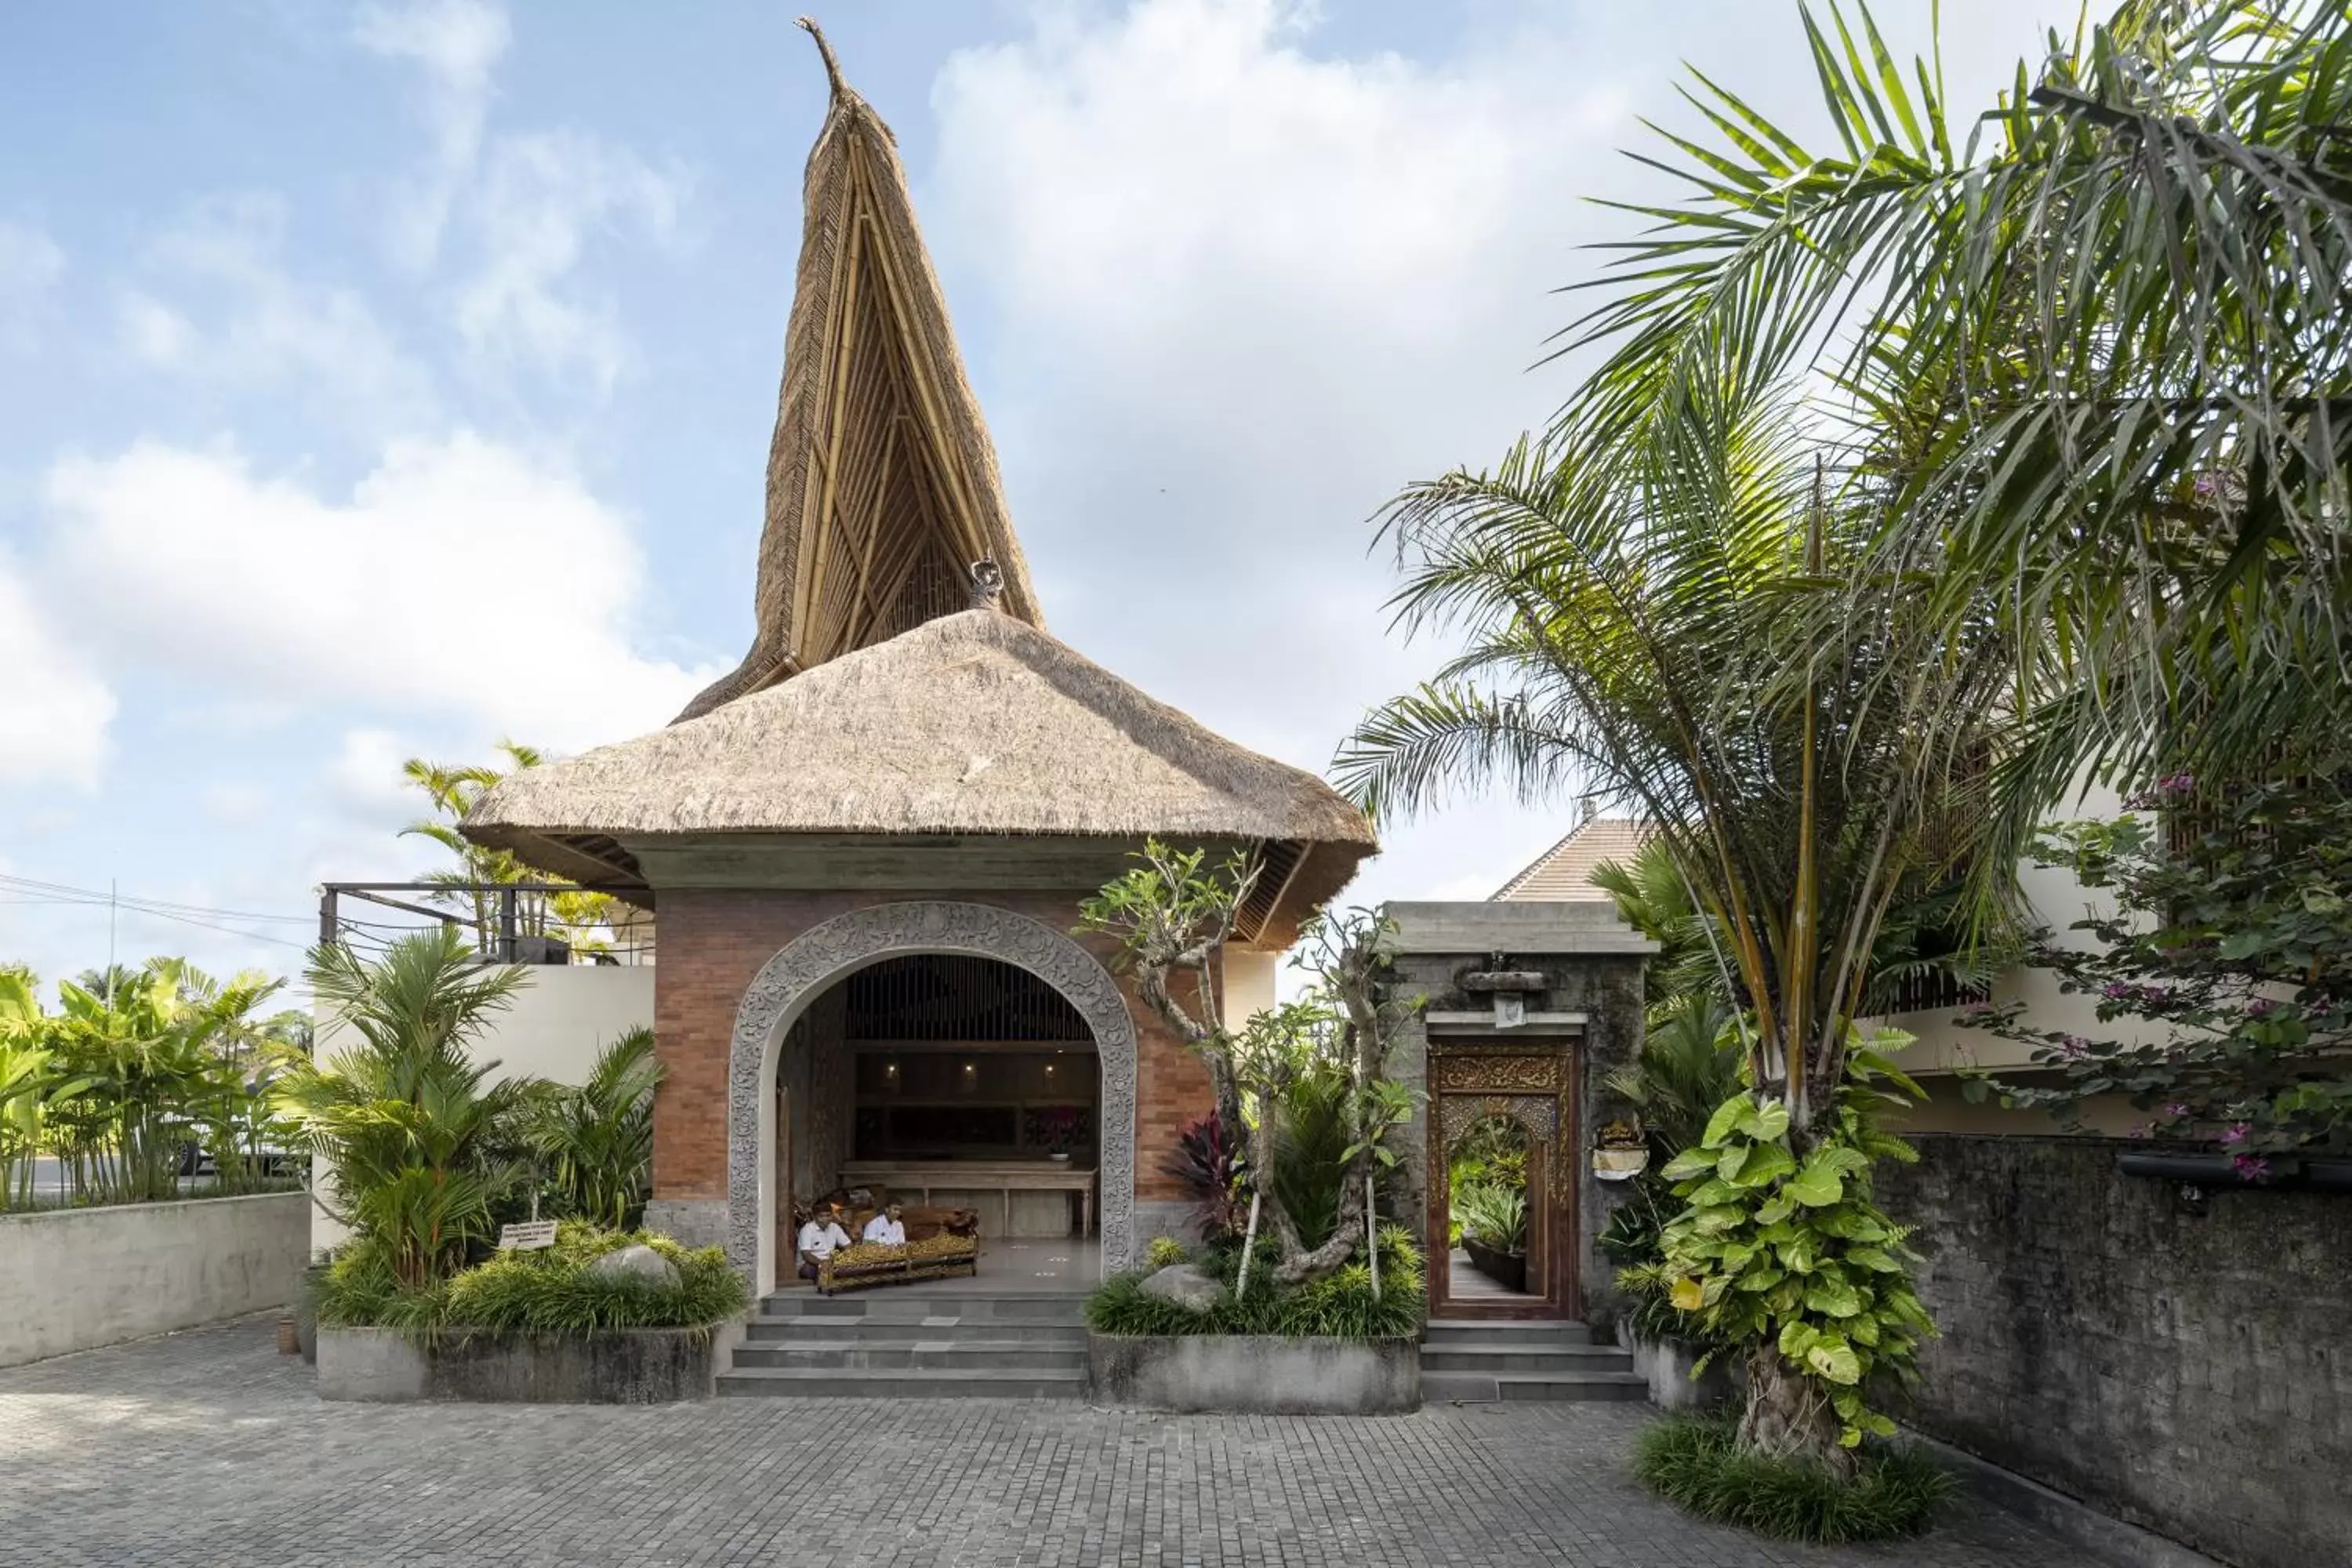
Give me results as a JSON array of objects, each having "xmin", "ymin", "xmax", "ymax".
[
  {"xmin": 1165, "ymin": 1112, "xmax": 1244, "ymax": 1240},
  {"xmin": 1450, "ymin": 1181, "xmax": 1527, "ymax": 1255},
  {"xmin": 1960, "ymin": 775, "xmax": 2352, "ymax": 1160},
  {"xmin": 1086, "ymin": 1225, "xmax": 1425, "ymax": 1339},
  {"xmin": 521, "ymin": 1026, "xmax": 662, "ymax": 1229},
  {"xmin": 1079, "ymin": 843, "xmax": 1420, "ymax": 1288},
  {"xmin": 1591, "ymin": 838, "xmax": 1722, "ymax": 1007},
  {"xmin": 314, "ymin": 1221, "xmax": 745, "ymax": 1337},
  {"xmin": 280, "ymin": 930, "xmax": 531, "ymax": 1286},
  {"xmin": 1553, "ymin": 0, "xmax": 2352, "ymax": 862},
  {"xmin": 1635, "ymin": 1414, "xmax": 1954, "ymax": 1542},
  {"xmin": 1644, "ymin": 1036, "xmax": 1935, "ymax": 1457},
  {"xmin": 1606, "ymin": 995, "xmax": 1746, "ymax": 1162},
  {"xmin": 402, "ymin": 740, "xmax": 621, "ymax": 954}
]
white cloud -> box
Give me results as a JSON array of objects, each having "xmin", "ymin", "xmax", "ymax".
[
  {"xmin": 354, "ymin": 0, "xmax": 514, "ymax": 267},
  {"xmin": 0, "ymin": 220, "xmax": 66, "ymax": 348},
  {"xmin": 355, "ymin": 0, "xmax": 684, "ymax": 388},
  {"xmin": 118, "ymin": 194, "xmax": 437, "ymax": 432},
  {"xmin": 0, "ymin": 555, "xmax": 114, "ymax": 789},
  {"xmin": 41, "ymin": 434, "xmax": 713, "ymax": 750},
  {"xmin": 328, "ymin": 728, "xmax": 415, "ymax": 817},
  {"xmin": 452, "ymin": 129, "xmax": 685, "ymax": 388},
  {"xmin": 927, "ymin": 0, "xmax": 2068, "ymax": 909}
]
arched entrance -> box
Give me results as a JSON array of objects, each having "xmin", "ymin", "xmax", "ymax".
[{"xmin": 725, "ymin": 901, "xmax": 1138, "ymax": 1294}]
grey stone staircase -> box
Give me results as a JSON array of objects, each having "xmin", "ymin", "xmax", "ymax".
[
  {"xmin": 717, "ymin": 1288, "xmax": 1090, "ymax": 1399},
  {"xmin": 1419, "ymin": 1319, "xmax": 1648, "ymax": 1403}
]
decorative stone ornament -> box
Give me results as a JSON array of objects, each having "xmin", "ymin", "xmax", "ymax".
[{"xmin": 1592, "ymin": 1147, "xmax": 1650, "ymax": 1181}]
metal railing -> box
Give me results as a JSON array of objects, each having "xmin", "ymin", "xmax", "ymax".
[{"xmin": 317, "ymin": 882, "xmax": 655, "ymax": 967}]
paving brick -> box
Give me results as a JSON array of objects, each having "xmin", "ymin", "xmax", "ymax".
[{"xmin": 0, "ymin": 1317, "xmax": 2085, "ymax": 1566}]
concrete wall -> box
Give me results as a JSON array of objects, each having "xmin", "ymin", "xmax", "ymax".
[
  {"xmin": 1087, "ymin": 1333, "xmax": 1421, "ymax": 1414},
  {"xmin": 1879, "ymin": 1134, "xmax": 2350, "ymax": 1568},
  {"xmin": 0, "ymin": 1192, "xmax": 310, "ymax": 1368}
]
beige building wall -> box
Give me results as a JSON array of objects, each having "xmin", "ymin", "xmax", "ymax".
[
  {"xmin": 1877, "ymin": 779, "xmax": 2161, "ymax": 1134},
  {"xmin": 1221, "ymin": 947, "xmax": 1279, "ymax": 1028}
]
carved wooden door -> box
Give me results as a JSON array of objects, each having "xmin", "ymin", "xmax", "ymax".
[{"xmin": 1425, "ymin": 1044, "xmax": 1578, "ymax": 1319}]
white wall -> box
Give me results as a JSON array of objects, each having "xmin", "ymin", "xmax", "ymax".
[
  {"xmin": 0, "ymin": 1192, "xmax": 309, "ymax": 1367},
  {"xmin": 308, "ymin": 964, "xmax": 657, "ymax": 1254}
]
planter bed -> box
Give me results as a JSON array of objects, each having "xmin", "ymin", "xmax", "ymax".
[
  {"xmin": 316, "ymin": 1323, "xmax": 721, "ymax": 1403},
  {"xmin": 1087, "ymin": 1332, "xmax": 1421, "ymax": 1414}
]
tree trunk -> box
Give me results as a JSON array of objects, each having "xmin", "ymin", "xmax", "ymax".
[{"xmin": 1737, "ymin": 1345, "xmax": 1854, "ymax": 1479}]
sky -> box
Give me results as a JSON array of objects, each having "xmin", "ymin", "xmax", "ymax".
[{"xmin": 0, "ymin": 0, "xmax": 2075, "ymax": 991}]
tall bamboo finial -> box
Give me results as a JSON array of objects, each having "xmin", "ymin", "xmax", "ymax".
[{"xmin": 797, "ymin": 16, "xmax": 848, "ymax": 101}]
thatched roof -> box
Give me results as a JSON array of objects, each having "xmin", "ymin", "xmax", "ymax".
[
  {"xmin": 466, "ymin": 609, "xmax": 1375, "ymax": 935},
  {"xmin": 675, "ymin": 18, "xmax": 1041, "ymax": 722}
]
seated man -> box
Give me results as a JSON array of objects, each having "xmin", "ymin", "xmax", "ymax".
[
  {"xmin": 861, "ymin": 1200, "xmax": 908, "ymax": 1247},
  {"xmin": 795, "ymin": 1200, "xmax": 854, "ymax": 1282}
]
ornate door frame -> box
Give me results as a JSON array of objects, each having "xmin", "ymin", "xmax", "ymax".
[{"xmin": 1425, "ymin": 1040, "xmax": 1579, "ymax": 1320}]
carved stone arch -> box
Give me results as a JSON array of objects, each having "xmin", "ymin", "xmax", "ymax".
[{"xmin": 726, "ymin": 900, "xmax": 1138, "ymax": 1294}]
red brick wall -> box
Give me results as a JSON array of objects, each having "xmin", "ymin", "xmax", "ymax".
[{"xmin": 651, "ymin": 889, "xmax": 1211, "ymax": 1203}]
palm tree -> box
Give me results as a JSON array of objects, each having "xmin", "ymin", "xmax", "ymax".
[
  {"xmin": 281, "ymin": 930, "xmax": 531, "ymax": 1285},
  {"xmin": 403, "ymin": 741, "xmax": 620, "ymax": 953},
  {"xmin": 1555, "ymin": 1, "xmax": 2352, "ymax": 820},
  {"xmin": 521, "ymin": 1026, "xmax": 661, "ymax": 1230},
  {"xmin": 1334, "ymin": 354, "xmax": 2016, "ymax": 1460}
]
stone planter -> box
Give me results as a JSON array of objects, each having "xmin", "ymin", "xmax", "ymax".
[
  {"xmin": 317, "ymin": 1324, "xmax": 720, "ymax": 1403},
  {"xmin": 1088, "ymin": 1333, "xmax": 1421, "ymax": 1414},
  {"xmin": 1629, "ymin": 1334, "xmax": 1735, "ymax": 1410},
  {"xmin": 1462, "ymin": 1236, "xmax": 1526, "ymax": 1294}
]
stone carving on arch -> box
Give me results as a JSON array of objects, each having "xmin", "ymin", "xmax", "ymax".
[{"xmin": 726, "ymin": 900, "xmax": 1138, "ymax": 1291}]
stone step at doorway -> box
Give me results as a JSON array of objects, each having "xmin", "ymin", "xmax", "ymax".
[
  {"xmin": 1419, "ymin": 1319, "xmax": 1647, "ymax": 1403},
  {"xmin": 719, "ymin": 1289, "xmax": 1091, "ymax": 1399}
]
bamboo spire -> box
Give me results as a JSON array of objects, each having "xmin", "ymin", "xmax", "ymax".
[{"xmin": 675, "ymin": 16, "xmax": 1042, "ymax": 722}]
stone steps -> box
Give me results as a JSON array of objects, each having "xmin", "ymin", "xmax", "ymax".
[
  {"xmin": 717, "ymin": 1366, "xmax": 1088, "ymax": 1399},
  {"xmin": 719, "ymin": 1290, "xmax": 1091, "ymax": 1399},
  {"xmin": 1419, "ymin": 1319, "xmax": 1646, "ymax": 1403}
]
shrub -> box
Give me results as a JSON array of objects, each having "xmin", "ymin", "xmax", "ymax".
[
  {"xmin": 1145, "ymin": 1235, "xmax": 1189, "ymax": 1269},
  {"xmin": 1087, "ymin": 1225, "xmax": 1424, "ymax": 1339},
  {"xmin": 314, "ymin": 1222, "xmax": 747, "ymax": 1339},
  {"xmin": 1450, "ymin": 1181, "xmax": 1526, "ymax": 1254},
  {"xmin": 1633, "ymin": 1414, "xmax": 1955, "ymax": 1542}
]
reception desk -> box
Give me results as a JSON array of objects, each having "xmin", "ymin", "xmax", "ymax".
[{"xmin": 839, "ymin": 1160, "xmax": 1097, "ymax": 1240}]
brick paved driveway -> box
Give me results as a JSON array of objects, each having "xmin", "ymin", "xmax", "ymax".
[{"xmin": 0, "ymin": 1317, "xmax": 2077, "ymax": 1567}]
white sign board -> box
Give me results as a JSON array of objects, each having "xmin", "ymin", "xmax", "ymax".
[
  {"xmin": 1492, "ymin": 993, "xmax": 1526, "ymax": 1029},
  {"xmin": 499, "ymin": 1220, "xmax": 558, "ymax": 1251}
]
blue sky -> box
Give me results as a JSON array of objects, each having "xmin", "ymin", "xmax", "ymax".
[{"xmin": 0, "ymin": 0, "xmax": 2069, "ymax": 988}]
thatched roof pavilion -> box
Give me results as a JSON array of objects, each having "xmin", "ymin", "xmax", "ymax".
[{"xmin": 467, "ymin": 607, "xmax": 1374, "ymax": 947}]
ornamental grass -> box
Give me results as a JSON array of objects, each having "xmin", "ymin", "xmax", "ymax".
[{"xmin": 1632, "ymin": 1414, "xmax": 1955, "ymax": 1543}]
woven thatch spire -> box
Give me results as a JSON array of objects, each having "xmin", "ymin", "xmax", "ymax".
[{"xmin": 675, "ymin": 17, "xmax": 1041, "ymax": 721}]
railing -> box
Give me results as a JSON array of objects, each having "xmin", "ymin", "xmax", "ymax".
[{"xmin": 317, "ymin": 882, "xmax": 655, "ymax": 967}]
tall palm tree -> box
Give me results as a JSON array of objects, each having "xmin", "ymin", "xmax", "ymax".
[
  {"xmin": 1334, "ymin": 354, "xmax": 2017, "ymax": 1460},
  {"xmin": 1556, "ymin": 1, "xmax": 2352, "ymax": 818}
]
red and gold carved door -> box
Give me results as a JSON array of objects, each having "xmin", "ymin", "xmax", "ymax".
[{"xmin": 1425, "ymin": 1044, "xmax": 1577, "ymax": 1320}]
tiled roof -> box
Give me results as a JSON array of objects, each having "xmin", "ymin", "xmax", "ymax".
[{"xmin": 1491, "ymin": 818, "xmax": 1653, "ymax": 902}]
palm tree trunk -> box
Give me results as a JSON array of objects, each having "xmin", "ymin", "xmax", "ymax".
[{"xmin": 1738, "ymin": 1344, "xmax": 1855, "ymax": 1477}]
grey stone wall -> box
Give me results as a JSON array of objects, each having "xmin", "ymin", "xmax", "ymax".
[{"xmin": 1878, "ymin": 1134, "xmax": 2350, "ymax": 1568}]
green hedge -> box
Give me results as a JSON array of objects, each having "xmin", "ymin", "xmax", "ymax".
[
  {"xmin": 1087, "ymin": 1228, "xmax": 1424, "ymax": 1339},
  {"xmin": 314, "ymin": 1222, "xmax": 746, "ymax": 1338},
  {"xmin": 1632, "ymin": 1414, "xmax": 1955, "ymax": 1542}
]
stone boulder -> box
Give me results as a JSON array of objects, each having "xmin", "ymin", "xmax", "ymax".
[
  {"xmin": 583, "ymin": 1243, "xmax": 681, "ymax": 1291},
  {"xmin": 1138, "ymin": 1263, "xmax": 1225, "ymax": 1313}
]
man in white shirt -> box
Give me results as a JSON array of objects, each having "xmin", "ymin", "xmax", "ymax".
[
  {"xmin": 796, "ymin": 1200, "xmax": 853, "ymax": 1282},
  {"xmin": 862, "ymin": 1201, "xmax": 907, "ymax": 1247}
]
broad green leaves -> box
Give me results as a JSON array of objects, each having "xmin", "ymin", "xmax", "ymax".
[{"xmin": 1650, "ymin": 1068, "xmax": 1934, "ymax": 1449}]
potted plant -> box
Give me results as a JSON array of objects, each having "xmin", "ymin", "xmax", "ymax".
[
  {"xmin": 1454, "ymin": 1182, "xmax": 1529, "ymax": 1293},
  {"xmin": 1593, "ymin": 1119, "xmax": 1650, "ymax": 1180}
]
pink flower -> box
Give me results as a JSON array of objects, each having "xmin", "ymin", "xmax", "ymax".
[
  {"xmin": 2165, "ymin": 1103, "xmax": 2190, "ymax": 1119},
  {"xmin": 2222, "ymin": 1123, "xmax": 2252, "ymax": 1146},
  {"xmin": 2058, "ymin": 1036, "xmax": 2091, "ymax": 1058},
  {"xmin": 2232, "ymin": 1154, "xmax": 2273, "ymax": 1182}
]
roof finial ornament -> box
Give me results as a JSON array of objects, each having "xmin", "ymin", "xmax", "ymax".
[
  {"xmin": 796, "ymin": 16, "xmax": 848, "ymax": 101},
  {"xmin": 967, "ymin": 557, "xmax": 1006, "ymax": 611}
]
